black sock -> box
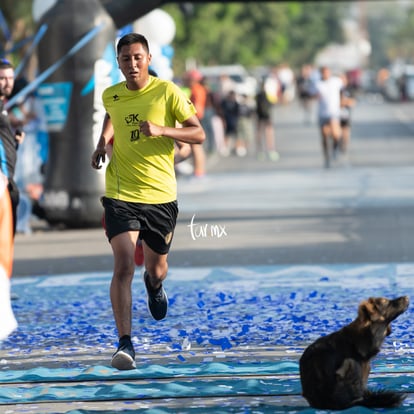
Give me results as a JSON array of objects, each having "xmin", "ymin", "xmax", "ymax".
[
  {"xmin": 145, "ymin": 271, "xmax": 161, "ymax": 292},
  {"xmin": 119, "ymin": 335, "xmax": 131, "ymax": 344}
]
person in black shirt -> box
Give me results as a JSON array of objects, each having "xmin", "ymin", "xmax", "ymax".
[
  {"xmin": 255, "ymin": 79, "xmax": 279, "ymax": 161},
  {"xmin": 220, "ymin": 90, "xmax": 240, "ymax": 156},
  {"xmin": 0, "ymin": 59, "xmax": 24, "ymax": 235}
]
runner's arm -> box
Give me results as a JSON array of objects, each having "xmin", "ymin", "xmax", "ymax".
[
  {"xmin": 91, "ymin": 113, "xmax": 113, "ymax": 169},
  {"xmin": 139, "ymin": 114, "xmax": 205, "ymax": 145}
]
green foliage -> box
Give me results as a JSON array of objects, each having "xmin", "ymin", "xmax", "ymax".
[
  {"xmin": 0, "ymin": 0, "xmax": 33, "ymax": 25},
  {"xmin": 381, "ymin": 3, "xmax": 414, "ymax": 64},
  {"xmin": 0, "ymin": 0, "xmax": 35, "ymax": 62},
  {"xmin": 163, "ymin": 2, "xmax": 347, "ymax": 75},
  {"xmin": 2, "ymin": 0, "xmax": 414, "ymax": 77}
]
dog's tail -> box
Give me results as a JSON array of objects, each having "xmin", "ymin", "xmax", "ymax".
[{"xmin": 361, "ymin": 390, "xmax": 406, "ymax": 408}]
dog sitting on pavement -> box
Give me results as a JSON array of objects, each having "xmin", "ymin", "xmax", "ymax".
[{"xmin": 299, "ymin": 296, "xmax": 409, "ymax": 410}]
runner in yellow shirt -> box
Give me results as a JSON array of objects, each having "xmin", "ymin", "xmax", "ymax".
[{"xmin": 91, "ymin": 33, "xmax": 205, "ymax": 370}]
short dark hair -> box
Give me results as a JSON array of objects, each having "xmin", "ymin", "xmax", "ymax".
[
  {"xmin": 117, "ymin": 33, "xmax": 150, "ymax": 55},
  {"xmin": 0, "ymin": 58, "xmax": 13, "ymax": 70}
]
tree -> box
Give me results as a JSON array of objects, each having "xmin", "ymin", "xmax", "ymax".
[
  {"xmin": 0, "ymin": 0, "xmax": 36, "ymax": 78},
  {"xmin": 162, "ymin": 2, "xmax": 347, "ymax": 74},
  {"xmin": 0, "ymin": 0, "xmax": 34, "ymax": 59},
  {"xmin": 2, "ymin": 1, "xmax": 413, "ymax": 78},
  {"xmin": 380, "ymin": 2, "xmax": 414, "ymax": 65}
]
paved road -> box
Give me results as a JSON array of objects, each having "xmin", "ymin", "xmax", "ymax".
[{"xmin": 13, "ymin": 96, "xmax": 414, "ymax": 276}]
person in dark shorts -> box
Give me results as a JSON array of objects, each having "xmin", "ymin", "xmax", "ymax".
[
  {"xmin": 255, "ymin": 79, "xmax": 279, "ymax": 161},
  {"xmin": 339, "ymin": 74, "xmax": 356, "ymax": 160},
  {"xmin": 91, "ymin": 33, "xmax": 205, "ymax": 370},
  {"xmin": 313, "ymin": 66, "xmax": 344, "ymax": 168}
]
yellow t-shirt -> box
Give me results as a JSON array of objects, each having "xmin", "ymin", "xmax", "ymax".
[{"xmin": 103, "ymin": 76, "xmax": 196, "ymax": 203}]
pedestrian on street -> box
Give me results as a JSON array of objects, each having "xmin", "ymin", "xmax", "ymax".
[
  {"xmin": 313, "ymin": 66, "xmax": 344, "ymax": 168},
  {"xmin": 296, "ymin": 64, "xmax": 316, "ymax": 125},
  {"xmin": 255, "ymin": 79, "xmax": 279, "ymax": 161},
  {"xmin": 237, "ymin": 94, "xmax": 255, "ymax": 156},
  {"xmin": 339, "ymin": 74, "xmax": 356, "ymax": 160},
  {"xmin": 91, "ymin": 33, "xmax": 205, "ymax": 370},
  {"xmin": 0, "ymin": 58, "xmax": 25, "ymax": 236},
  {"xmin": 184, "ymin": 69, "xmax": 207, "ymax": 177},
  {"xmin": 0, "ymin": 170, "xmax": 17, "ymax": 340},
  {"xmin": 220, "ymin": 90, "xmax": 240, "ymax": 156}
]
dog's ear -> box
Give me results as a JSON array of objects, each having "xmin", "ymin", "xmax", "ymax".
[
  {"xmin": 358, "ymin": 298, "xmax": 385, "ymax": 323},
  {"xmin": 358, "ymin": 300, "xmax": 373, "ymax": 324}
]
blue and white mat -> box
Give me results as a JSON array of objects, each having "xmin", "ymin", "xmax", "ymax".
[{"xmin": 1, "ymin": 264, "xmax": 413, "ymax": 413}]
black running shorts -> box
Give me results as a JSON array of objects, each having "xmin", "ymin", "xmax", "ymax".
[
  {"xmin": 102, "ymin": 197, "xmax": 178, "ymax": 255},
  {"xmin": 340, "ymin": 118, "xmax": 351, "ymax": 127}
]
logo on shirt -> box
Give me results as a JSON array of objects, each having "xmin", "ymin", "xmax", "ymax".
[
  {"xmin": 112, "ymin": 94, "xmax": 120, "ymax": 101},
  {"xmin": 125, "ymin": 114, "xmax": 140, "ymax": 125},
  {"xmin": 124, "ymin": 114, "xmax": 143, "ymax": 142},
  {"xmin": 124, "ymin": 114, "xmax": 142, "ymax": 142}
]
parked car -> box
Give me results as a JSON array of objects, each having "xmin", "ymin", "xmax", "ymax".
[{"xmin": 198, "ymin": 64, "xmax": 257, "ymax": 98}]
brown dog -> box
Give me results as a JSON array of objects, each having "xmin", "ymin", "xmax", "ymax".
[{"xmin": 300, "ymin": 296, "xmax": 409, "ymax": 410}]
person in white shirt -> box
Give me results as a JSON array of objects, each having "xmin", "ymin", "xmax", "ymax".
[{"xmin": 313, "ymin": 66, "xmax": 343, "ymax": 168}]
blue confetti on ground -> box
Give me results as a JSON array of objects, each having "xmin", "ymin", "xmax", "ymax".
[{"xmin": 1, "ymin": 264, "xmax": 413, "ymax": 412}]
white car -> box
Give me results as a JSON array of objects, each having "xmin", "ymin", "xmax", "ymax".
[{"xmin": 198, "ymin": 64, "xmax": 257, "ymax": 98}]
